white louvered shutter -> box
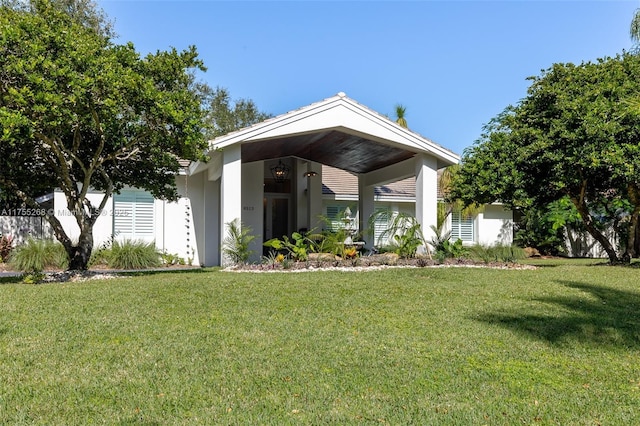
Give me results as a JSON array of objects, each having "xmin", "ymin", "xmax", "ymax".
[
  {"xmin": 113, "ymin": 191, "xmax": 155, "ymax": 241},
  {"xmin": 451, "ymin": 212, "xmax": 474, "ymax": 243}
]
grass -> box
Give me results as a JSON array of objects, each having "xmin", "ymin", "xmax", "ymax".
[{"xmin": 0, "ymin": 261, "xmax": 639, "ymax": 424}]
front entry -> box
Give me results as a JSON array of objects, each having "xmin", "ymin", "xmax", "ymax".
[{"xmin": 263, "ymin": 194, "xmax": 291, "ymax": 243}]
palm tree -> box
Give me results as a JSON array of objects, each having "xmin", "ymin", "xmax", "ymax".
[
  {"xmin": 631, "ymin": 8, "xmax": 640, "ymax": 46},
  {"xmin": 394, "ymin": 104, "xmax": 408, "ymax": 128},
  {"xmin": 438, "ymin": 165, "xmax": 483, "ymax": 228}
]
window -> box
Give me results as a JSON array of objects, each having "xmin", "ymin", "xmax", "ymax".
[
  {"xmin": 113, "ymin": 190, "xmax": 155, "ymax": 241},
  {"xmin": 451, "ymin": 211, "xmax": 474, "ymax": 243},
  {"xmin": 372, "ymin": 209, "xmax": 391, "ymax": 247},
  {"xmin": 326, "ymin": 205, "xmax": 347, "ymax": 232}
]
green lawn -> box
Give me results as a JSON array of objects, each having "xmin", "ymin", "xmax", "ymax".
[{"xmin": 1, "ymin": 261, "xmax": 639, "ymax": 425}]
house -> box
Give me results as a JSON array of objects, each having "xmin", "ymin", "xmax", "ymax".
[
  {"xmin": 7, "ymin": 92, "xmax": 510, "ymax": 266},
  {"xmin": 320, "ymin": 165, "xmax": 514, "ymax": 248}
]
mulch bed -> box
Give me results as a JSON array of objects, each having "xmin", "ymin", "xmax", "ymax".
[{"xmin": 224, "ymin": 255, "xmax": 537, "ymax": 272}]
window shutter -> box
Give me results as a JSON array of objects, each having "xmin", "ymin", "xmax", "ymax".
[
  {"xmin": 113, "ymin": 191, "xmax": 155, "ymax": 241},
  {"xmin": 373, "ymin": 210, "xmax": 390, "ymax": 246},
  {"xmin": 451, "ymin": 212, "xmax": 474, "ymax": 243}
]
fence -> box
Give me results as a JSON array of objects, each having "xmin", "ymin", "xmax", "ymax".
[{"xmin": 0, "ymin": 215, "xmax": 54, "ymax": 245}]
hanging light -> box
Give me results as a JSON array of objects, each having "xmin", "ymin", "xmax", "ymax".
[
  {"xmin": 303, "ymin": 170, "xmax": 318, "ymax": 178},
  {"xmin": 270, "ymin": 160, "xmax": 290, "ymax": 183}
]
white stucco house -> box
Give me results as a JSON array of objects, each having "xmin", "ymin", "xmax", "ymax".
[
  {"xmin": 3, "ymin": 92, "xmax": 515, "ymax": 265},
  {"xmin": 320, "ymin": 164, "xmax": 513, "ymax": 249}
]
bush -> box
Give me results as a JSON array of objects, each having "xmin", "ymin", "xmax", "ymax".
[
  {"xmin": 469, "ymin": 244, "xmax": 526, "ymax": 264},
  {"xmin": 435, "ymin": 238, "xmax": 468, "ymax": 260},
  {"xmin": 9, "ymin": 239, "xmax": 68, "ymax": 272},
  {"xmin": 106, "ymin": 239, "xmax": 160, "ymax": 270},
  {"xmin": 222, "ymin": 219, "xmax": 256, "ymax": 265}
]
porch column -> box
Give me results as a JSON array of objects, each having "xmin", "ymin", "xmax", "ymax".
[
  {"xmin": 220, "ymin": 144, "xmax": 242, "ymax": 266},
  {"xmin": 241, "ymin": 161, "xmax": 264, "ymax": 263},
  {"xmin": 415, "ymin": 153, "xmax": 438, "ymax": 255},
  {"xmin": 307, "ymin": 161, "xmax": 323, "ymax": 231},
  {"xmin": 358, "ymin": 175, "xmax": 375, "ymax": 249}
]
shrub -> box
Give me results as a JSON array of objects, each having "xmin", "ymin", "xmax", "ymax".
[
  {"xmin": 494, "ymin": 244, "xmax": 526, "ymax": 263},
  {"xmin": 222, "ymin": 219, "xmax": 256, "ymax": 265},
  {"xmin": 469, "ymin": 244, "xmax": 527, "ymax": 264},
  {"xmin": 370, "ymin": 212, "xmax": 427, "ymax": 259},
  {"xmin": 9, "ymin": 239, "xmax": 68, "ymax": 273},
  {"xmin": 264, "ymin": 231, "xmax": 317, "ymax": 262},
  {"xmin": 161, "ymin": 251, "xmax": 185, "ymax": 266},
  {"xmin": 0, "ymin": 234, "xmax": 14, "ymax": 262},
  {"xmin": 435, "ymin": 238, "xmax": 468, "ymax": 260},
  {"xmin": 107, "ymin": 239, "xmax": 160, "ymax": 270}
]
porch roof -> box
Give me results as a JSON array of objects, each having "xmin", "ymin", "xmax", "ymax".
[{"xmin": 201, "ymin": 92, "xmax": 459, "ymax": 175}]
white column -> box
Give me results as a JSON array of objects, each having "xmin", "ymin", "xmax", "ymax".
[
  {"xmin": 358, "ymin": 175, "xmax": 375, "ymax": 248},
  {"xmin": 307, "ymin": 162, "xmax": 323, "ymax": 232},
  {"xmin": 296, "ymin": 159, "xmax": 308, "ymax": 231},
  {"xmin": 220, "ymin": 144, "xmax": 242, "ymax": 266},
  {"xmin": 241, "ymin": 161, "xmax": 264, "ymax": 263},
  {"xmin": 415, "ymin": 154, "xmax": 438, "ymax": 255}
]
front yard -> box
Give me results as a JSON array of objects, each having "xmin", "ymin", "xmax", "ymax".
[{"xmin": 0, "ymin": 260, "xmax": 639, "ymax": 424}]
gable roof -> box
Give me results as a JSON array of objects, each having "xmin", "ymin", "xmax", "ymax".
[{"xmin": 207, "ymin": 92, "xmax": 459, "ymax": 175}]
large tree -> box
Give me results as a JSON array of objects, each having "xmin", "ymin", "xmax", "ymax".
[
  {"xmin": 451, "ymin": 53, "xmax": 640, "ymax": 264},
  {"xmin": 1, "ymin": 0, "xmax": 114, "ymax": 36},
  {"xmin": 0, "ymin": 1, "xmax": 208, "ymax": 269},
  {"xmin": 203, "ymin": 86, "xmax": 271, "ymax": 139}
]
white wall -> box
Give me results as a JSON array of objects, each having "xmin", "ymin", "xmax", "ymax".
[
  {"xmin": 186, "ymin": 172, "xmax": 220, "ymax": 267},
  {"xmin": 241, "ymin": 161, "xmax": 264, "ymax": 263},
  {"xmin": 51, "ymin": 183, "xmax": 204, "ymax": 265},
  {"xmin": 159, "ymin": 176, "xmax": 200, "ymax": 265},
  {"xmin": 476, "ymin": 204, "xmax": 513, "ymax": 246},
  {"xmin": 54, "ymin": 190, "xmax": 113, "ymax": 247}
]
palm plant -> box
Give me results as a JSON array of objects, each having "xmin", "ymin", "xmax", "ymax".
[
  {"xmin": 394, "ymin": 104, "xmax": 408, "ymax": 128},
  {"xmin": 631, "ymin": 8, "xmax": 640, "ymax": 46},
  {"xmin": 368, "ymin": 211, "xmax": 429, "ymax": 258},
  {"xmin": 222, "ymin": 219, "xmax": 256, "ymax": 265}
]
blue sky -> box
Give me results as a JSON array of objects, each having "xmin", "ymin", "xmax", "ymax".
[{"xmin": 99, "ymin": 0, "xmax": 638, "ymax": 156}]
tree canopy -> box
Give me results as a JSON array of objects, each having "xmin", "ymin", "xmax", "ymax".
[
  {"xmin": 0, "ymin": 0, "xmax": 209, "ymax": 269},
  {"xmin": 203, "ymin": 86, "xmax": 271, "ymax": 139},
  {"xmin": 450, "ymin": 53, "xmax": 640, "ymax": 264}
]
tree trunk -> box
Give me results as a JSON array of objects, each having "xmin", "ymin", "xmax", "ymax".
[
  {"xmin": 43, "ymin": 212, "xmax": 94, "ymax": 271},
  {"xmin": 624, "ymin": 185, "xmax": 640, "ymax": 263},
  {"xmin": 67, "ymin": 229, "xmax": 94, "ymax": 271},
  {"xmin": 571, "ymin": 197, "xmax": 622, "ymax": 264}
]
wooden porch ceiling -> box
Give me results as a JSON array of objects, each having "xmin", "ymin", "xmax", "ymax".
[{"xmin": 240, "ymin": 130, "xmax": 416, "ymax": 174}]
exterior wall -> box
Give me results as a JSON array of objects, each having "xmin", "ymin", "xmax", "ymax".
[
  {"xmin": 476, "ymin": 204, "xmax": 513, "ymax": 246},
  {"xmin": 161, "ymin": 176, "xmax": 201, "ymax": 265},
  {"xmin": 187, "ymin": 172, "xmax": 220, "ymax": 267},
  {"xmin": 564, "ymin": 228, "xmax": 612, "ymax": 258},
  {"xmin": 49, "ymin": 182, "xmax": 204, "ymax": 265},
  {"xmin": 241, "ymin": 161, "xmax": 264, "ymax": 264}
]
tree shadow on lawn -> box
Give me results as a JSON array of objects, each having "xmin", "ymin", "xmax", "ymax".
[{"xmin": 477, "ymin": 281, "xmax": 640, "ymax": 348}]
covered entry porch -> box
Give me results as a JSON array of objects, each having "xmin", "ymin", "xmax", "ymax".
[{"xmin": 189, "ymin": 92, "xmax": 459, "ymax": 266}]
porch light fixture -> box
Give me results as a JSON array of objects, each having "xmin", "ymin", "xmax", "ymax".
[
  {"xmin": 270, "ymin": 160, "xmax": 290, "ymax": 183},
  {"xmin": 303, "ymin": 171, "xmax": 318, "ymax": 178}
]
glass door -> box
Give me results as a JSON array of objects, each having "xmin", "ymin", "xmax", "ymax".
[{"xmin": 263, "ymin": 195, "xmax": 290, "ymax": 242}]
